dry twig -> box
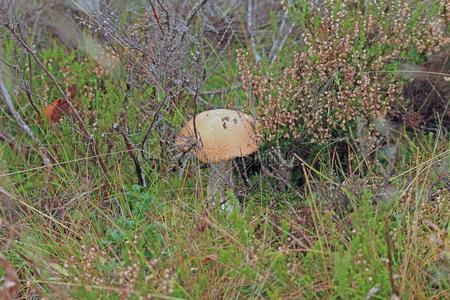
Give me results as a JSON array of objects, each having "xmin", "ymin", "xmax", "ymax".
[
  {"xmin": 269, "ymin": 11, "xmax": 293, "ymax": 63},
  {"xmin": 116, "ymin": 121, "xmax": 146, "ymax": 187},
  {"xmin": 0, "ymin": 71, "xmax": 34, "ymax": 139},
  {"xmin": 247, "ymin": 0, "xmax": 261, "ymax": 62},
  {"xmin": 0, "ymin": 130, "xmax": 19, "ymax": 151}
]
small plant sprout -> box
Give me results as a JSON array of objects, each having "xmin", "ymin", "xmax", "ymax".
[{"xmin": 176, "ymin": 109, "xmax": 260, "ymax": 207}]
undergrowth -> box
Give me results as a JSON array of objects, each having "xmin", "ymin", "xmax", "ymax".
[{"xmin": 0, "ymin": 0, "xmax": 449, "ymax": 299}]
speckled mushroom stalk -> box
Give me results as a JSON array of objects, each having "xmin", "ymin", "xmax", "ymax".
[
  {"xmin": 176, "ymin": 109, "xmax": 260, "ymax": 207},
  {"xmin": 206, "ymin": 160, "xmax": 233, "ymax": 206}
]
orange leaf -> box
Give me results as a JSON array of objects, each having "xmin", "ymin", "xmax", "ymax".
[{"xmin": 44, "ymin": 99, "xmax": 69, "ymax": 123}]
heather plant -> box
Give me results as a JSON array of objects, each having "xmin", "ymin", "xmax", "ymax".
[{"xmin": 240, "ymin": 0, "xmax": 449, "ymax": 145}]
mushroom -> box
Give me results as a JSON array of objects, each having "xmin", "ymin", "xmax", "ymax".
[{"xmin": 176, "ymin": 109, "xmax": 260, "ymax": 206}]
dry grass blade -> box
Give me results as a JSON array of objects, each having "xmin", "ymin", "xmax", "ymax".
[{"xmin": 384, "ymin": 214, "xmax": 399, "ymax": 298}]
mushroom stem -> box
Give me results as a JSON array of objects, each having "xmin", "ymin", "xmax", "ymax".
[{"xmin": 206, "ymin": 160, "xmax": 234, "ymax": 207}]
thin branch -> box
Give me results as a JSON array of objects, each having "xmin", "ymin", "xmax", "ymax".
[
  {"xmin": 21, "ymin": 53, "xmax": 42, "ymax": 120},
  {"xmin": 155, "ymin": 0, "xmax": 170, "ymax": 33},
  {"xmin": 0, "ymin": 130, "xmax": 21, "ymax": 151},
  {"xmin": 185, "ymin": 86, "xmax": 210, "ymax": 106},
  {"xmin": 199, "ymin": 84, "xmax": 241, "ymax": 95},
  {"xmin": 192, "ymin": 77, "xmax": 200, "ymax": 142},
  {"xmin": 247, "ymin": 0, "xmax": 261, "ymax": 62},
  {"xmin": 15, "ymin": 13, "xmax": 41, "ymax": 119},
  {"xmin": 180, "ymin": 0, "xmax": 209, "ymax": 42},
  {"xmin": 0, "ymin": 71, "xmax": 34, "ymax": 139},
  {"xmin": 140, "ymin": 92, "xmax": 165, "ymax": 159},
  {"xmin": 269, "ymin": 11, "xmax": 293, "ymax": 63},
  {"xmin": 0, "ymin": 56, "xmax": 18, "ymax": 69},
  {"xmin": 147, "ymin": 0, "xmax": 165, "ymax": 36},
  {"xmin": 186, "ymin": 0, "xmax": 209, "ymax": 27},
  {"xmin": 116, "ymin": 124, "xmax": 146, "ymax": 187}
]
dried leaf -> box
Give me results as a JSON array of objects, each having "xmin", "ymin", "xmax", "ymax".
[{"xmin": 44, "ymin": 99, "xmax": 69, "ymax": 123}]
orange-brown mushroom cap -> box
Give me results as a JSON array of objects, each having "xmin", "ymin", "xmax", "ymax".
[{"xmin": 176, "ymin": 109, "xmax": 260, "ymax": 163}]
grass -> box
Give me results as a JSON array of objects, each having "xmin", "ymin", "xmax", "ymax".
[
  {"xmin": 1, "ymin": 1, "xmax": 449, "ymax": 299},
  {"xmin": 2, "ymin": 83, "xmax": 448, "ymax": 298}
]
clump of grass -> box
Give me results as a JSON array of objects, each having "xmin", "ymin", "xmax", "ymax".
[{"xmin": 2, "ymin": 129, "xmax": 448, "ymax": 298}]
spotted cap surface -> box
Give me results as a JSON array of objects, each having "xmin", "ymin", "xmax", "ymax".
[{"xmin": 176, "ymin": 109, "xmax": 260, "ymax": 163}]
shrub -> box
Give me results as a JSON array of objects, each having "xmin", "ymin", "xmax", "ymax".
[{"xmin": 239, "ymin": 0, "xmax": 448, "ymax": 145}]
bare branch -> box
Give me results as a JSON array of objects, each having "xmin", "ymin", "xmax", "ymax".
[
  {"xmin": 0, "ymin": 130, "xmax": 21, "ymax": 151},
  {"xmin": 155, "ymin": 0, "xmax": 170, "ymax": 33},
  {"xmin": 116, "ymin": 123, "xmax": 146, "ymax": 187},
  {"xmin": 269, "ymin": 11, "xmax": 293, "ymax": 63},
  {"xmin": 0, "ymin": 70, "xmax": 34, "ymax": 139},
  {"xmin": 247, "ymin": 0, "xmax": 261, "ymax": 62},
  {"xmin": 147, "ymin": 0, "xmax": 165, "ymax": 36},
  {"xmin": 186, "ymin": 0, "xmax": 209, "ymax": 27}
]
